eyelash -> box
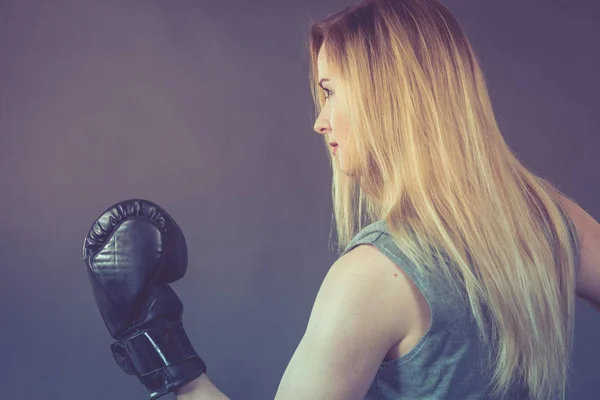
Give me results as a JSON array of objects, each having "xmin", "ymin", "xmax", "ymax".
[{"xmin": 323, "ymin": 88, "xmax": 333, "ymax": 99}]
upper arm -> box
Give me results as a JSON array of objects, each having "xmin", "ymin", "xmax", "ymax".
[
  {"xmin": 274, "ymin": 244, "xmax": 412, "ymax": 400},
  {"xmin": 556, "ymin": 194, "xmax": 600, "ymax": 308}
]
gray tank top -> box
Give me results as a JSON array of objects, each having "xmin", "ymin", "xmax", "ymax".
[{"xmin": 340, "ymin": 209, "xmax": 579, "ymax": 400}]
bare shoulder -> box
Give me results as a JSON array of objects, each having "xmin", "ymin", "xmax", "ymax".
[
  {"xmin": 331, "ymin": 244, "xmax": 413, "ymax": 296},
  {"xmin": 275, "ymin": 244, "xmax": 417, "ymax": 399},
  {"xmin": 555, "ymin": 194, "xmax": 600, "ymax": 308},
  {"xmin": 333, "ymin": 243, "xmax": 401, "ymax": 279},
  {"xmin": 319, "ymin": 244, "xmax": 422, "ymax": 342}
]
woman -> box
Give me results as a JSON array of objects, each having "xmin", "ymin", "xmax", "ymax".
[{"xmin": 177, "ymin": 0, "xmax": 600, "ymax": 398}]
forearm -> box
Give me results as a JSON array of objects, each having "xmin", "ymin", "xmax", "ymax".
[{"xmin": 175, "ymin": 374, "xmax": 230, "ymax": 400}]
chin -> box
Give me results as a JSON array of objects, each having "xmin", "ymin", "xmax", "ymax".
[{"xmin": 339, "ymin": 163, "xmax": 359, "ymax": 177}]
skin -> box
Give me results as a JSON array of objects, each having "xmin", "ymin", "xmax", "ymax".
[
  {"xmin": 174, "ymin": 45, "xmax": 600, "ymax": 400},
  {"xmin": 313, "ymin": 45, "xmax": 357, "ymax": 176},
  {"xmin": 313, "ymin": 44, "xmax": 600, "ymax": 316},
  {"xmin": 176, "ymin": 243, "xmax": 412, "ymax": 400},
  {"xmin": 556, "ymin": 194, "xmax": 600, "ymax": 311},
  {"xmin": 175, "ymin": 44, "xmax": 412, "ymax": 400}
]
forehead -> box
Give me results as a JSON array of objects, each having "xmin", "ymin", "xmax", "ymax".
[{"xmin": 317, "ymin": 45, "xmax": 330, "ymax": 77}]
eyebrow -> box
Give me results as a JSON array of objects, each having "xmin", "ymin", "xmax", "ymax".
[{"xmin": 318, "ymin": 78, "xmax": 330, "ymax": 89}]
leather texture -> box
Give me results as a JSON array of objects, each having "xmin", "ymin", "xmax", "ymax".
[{"xmin": 83, "ymin": 199, "xmax": 206, "ymax": 399}]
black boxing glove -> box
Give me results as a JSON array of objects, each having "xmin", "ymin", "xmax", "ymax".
[{"xmin": 82, "ymin": 199, "xmax": 207, "ymax": 399}]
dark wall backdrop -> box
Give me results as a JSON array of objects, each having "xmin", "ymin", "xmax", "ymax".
[{"xmin": 1, "ymin": 0, "xmax": 598, "ymax": 399}]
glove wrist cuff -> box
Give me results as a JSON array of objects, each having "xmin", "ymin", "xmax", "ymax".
[
  {"xmin": 143, "ymin": 357, "xmax": 207, "ymax": 400},
  {"xmin": 110, "ymin": 322, "xmax": 207, "ymax": 399}
]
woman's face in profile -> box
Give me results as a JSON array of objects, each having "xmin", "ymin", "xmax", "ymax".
[{"xmin": 313, "ymin": 45, "xmax": 357, "ymax": 176}]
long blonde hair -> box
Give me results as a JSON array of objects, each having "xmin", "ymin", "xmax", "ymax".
[{"xmin": 308, "ymin": 0, "xmax": 579, "ymax": 398}]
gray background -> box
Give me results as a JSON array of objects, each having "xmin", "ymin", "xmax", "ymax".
[{"xmin": 1, "ymin": 0, "xmax": 598, "ymax": 399}]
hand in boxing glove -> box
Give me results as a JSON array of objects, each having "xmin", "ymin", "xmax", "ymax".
[{"xmin": 82, "ymin": 199, "xmax": 207, "ymax": 399}]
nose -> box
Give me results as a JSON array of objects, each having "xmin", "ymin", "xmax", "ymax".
[{"xmin": 313, "ymin": 103, "xmax": 331, "ymax": 135}]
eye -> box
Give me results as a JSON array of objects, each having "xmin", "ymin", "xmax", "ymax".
[{"xmin": 323, "ymin": 88, "xmax": 333, "ymax": 99}]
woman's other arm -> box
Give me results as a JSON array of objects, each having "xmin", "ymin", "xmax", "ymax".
[{"xmin": 556, "ymin": 194, "xmax": 600, "ymax": 312}]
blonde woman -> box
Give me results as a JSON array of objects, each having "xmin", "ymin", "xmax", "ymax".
[{"xmin": 84, "ymin": 0, "xmax": 600, "ymax": 399}]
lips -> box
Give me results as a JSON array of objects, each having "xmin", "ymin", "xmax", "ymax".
[{"xmin": 328, "ymin": 142, "xmax": 338, "ymax": 147}]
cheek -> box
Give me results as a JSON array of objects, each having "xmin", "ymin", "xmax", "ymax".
[{"xmin": 330, "ymin": 108, "xmax": 349, "ymax": 140}]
